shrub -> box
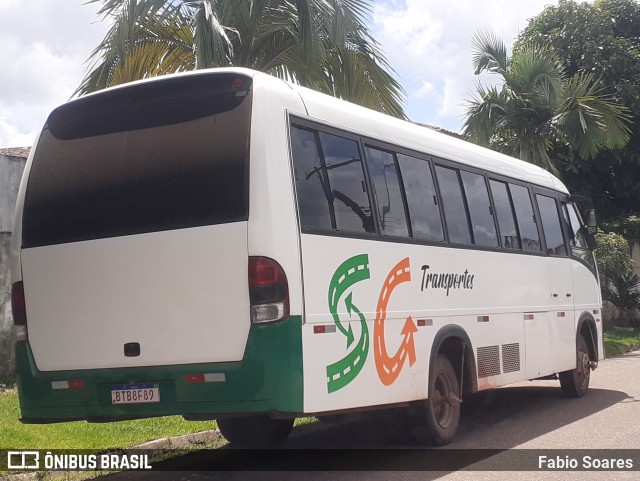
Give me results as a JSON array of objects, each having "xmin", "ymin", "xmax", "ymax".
[
  {"xmin": 602, "ymin": 272, "xmax": 640, "ymax": 328},
  {"xmin": 601, "ymin": 215, "xmax": 640, "ymax": 240},
  {"xmin": 595, "ymin": 230, "xmax": 639, "ymax": 328},
  {"xmin": 594, "ymin": 231, "xmax": 632, "ymax": 282}
]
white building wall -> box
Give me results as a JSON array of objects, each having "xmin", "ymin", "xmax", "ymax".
[{"xmin": 1, "ymin": 151, "xmax": 28, "ymax": 382}]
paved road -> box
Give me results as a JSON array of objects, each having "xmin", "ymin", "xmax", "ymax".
[{"xmin": 99, "ymin": 350, "xmax": 640, "ymax": 481}]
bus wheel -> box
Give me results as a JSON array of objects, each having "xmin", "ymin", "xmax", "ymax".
[
  {"xmin": 217, "ymin": 415, "xmax": 294, "ymax": 447},
  {"xmin": 410, "ymin": 354, "xmax": 461, "ymax": 446},
  {"xmin": 559, "ymin": 334, "xmax": 591, "ymax": 398}
]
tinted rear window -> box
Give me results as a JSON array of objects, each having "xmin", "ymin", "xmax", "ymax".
[{"xmin": 23, "ymin": 74, "xmax": 252, "ymax": 248}]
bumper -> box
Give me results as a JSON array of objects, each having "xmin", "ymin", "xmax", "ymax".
[{"xmin": 15, "ymin": 316, "xmax": 303, "ymax": 422}]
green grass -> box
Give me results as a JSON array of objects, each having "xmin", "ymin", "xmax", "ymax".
[
  {"xmin": 0, "ymin": 388, "xmax": 320, "ymax": 478},
  {"xmin": 0, "ymin": 388, "xmax": 216, "ymax": 450},
  {"xmin": 604, "ymin": 329, "xmax": 640, "ymax": 358},
  {"xmin": 1, "ymin": 387, "xmax": 318, "ymax": 451}
]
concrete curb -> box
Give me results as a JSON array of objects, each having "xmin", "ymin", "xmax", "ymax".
[
  {"xmin": 132, "ymin": 429, "xmax": 222, "ymax": 449},
  {"xmin": 3, "ymin": 468, "xmax": 40, "ymax": 480}
]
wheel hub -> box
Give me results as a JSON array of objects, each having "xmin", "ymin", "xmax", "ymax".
[{"xmin": 433, "ymin": 374, "xmax": 454, "ymax": 429}]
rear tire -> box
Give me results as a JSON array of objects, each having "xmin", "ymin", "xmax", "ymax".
[
  {"xmin": 409, "ymin": 355, "xmax": 461, "ymax": 445},
  {"xmin": 217, "ymin": 415, "xmax": 294, "ymax": 447},
  {"xmin": 559, "ymin": 334, "xmax": 591, "ymax": 398}
]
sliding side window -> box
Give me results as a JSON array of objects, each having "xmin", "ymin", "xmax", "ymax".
[
  {"xmin": 536, "ymin": 194, "xmax": 567, "ymax": 256},
  {"xmin": 509, "ymin": 184, "xmax": 542, "ymax": 252},
  {"xmin": 397, "ymin": 154, "xmax": 444, "ymax": 242},
  {"xmin": 320, "ymin": 132, "xmax": 374, "ymax": 234},
  {"xmin": 290, "ymin": 126, "xmax": 334, "ymax": 231},
  {"xmin": 435, "ymin": 166, "xmax": 472, "ymax": 244},
  {"xmin": 291, "ymin": 124, "xmax": 374, "ymax": 235},
  {"xmin": 562, "ymin": 202, "xmax": 595, "ymax": 268},
  {"xmin": 460, "ymin": 171, "xmax": 498, "ymax": 248},
  {"xmin": 364, "ymin": 147, "xmax": 409, "ymax": 237},
  {"xmin": 562, "ymin": 202, "xmax": 588, "ymax": 249},
  {"xmin": 490, "ymin": 180, "xmax": 521, "ymax": 249}
]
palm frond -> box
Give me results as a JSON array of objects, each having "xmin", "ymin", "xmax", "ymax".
[
  {"xmin": 78, "ymin": 0, "xmax": 406, "ymax": 117},
  {"xmin": 109, "ymin": 40, "xmax": 193, "ymax": 86},
  {"xmin": 462, "ymin": 83, "xmax": 509, "ymax": 146},
  {"xmin": 516, "ymin": 132, "xmax": 556, "ymax": 173},
  {"xmin": 320, "ymin": 40, "xmax": 406, "ymax": 118},
  {"xmin": 507, "ymin": 44, "xmax": 563, "ymax": 102},
  {"xmin": 464, "ymin": 30, "xmax": 630, "ymax": 173},
  {"xmin": 555, "ymin": 72, "xmax": 632, "ymax": 159},
  {"xmin": 193, "ymin": 0, "xmax": 236, "ymax": 68},
  {"xmin": 471, "ymin": 30, "xmax": 508, "ymax": 75}
]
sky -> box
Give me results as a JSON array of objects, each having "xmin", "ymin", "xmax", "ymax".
[{"xmin": 0, "ymin": 0, "xmax": 561, "ymax": 148}]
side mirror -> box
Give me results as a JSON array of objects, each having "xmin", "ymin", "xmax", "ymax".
[{"xmin": 586, "ymin": 209, "xmax": 597, "ymax": 235}]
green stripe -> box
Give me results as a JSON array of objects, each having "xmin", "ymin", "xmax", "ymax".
[{"xmin": 15, "ymin": 316, "xmax": 303, "ymax": 422}]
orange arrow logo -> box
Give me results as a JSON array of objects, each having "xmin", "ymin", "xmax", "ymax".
[{"xmin": 374, "ymin": 257, "xmax": 418, "ymax": 386}]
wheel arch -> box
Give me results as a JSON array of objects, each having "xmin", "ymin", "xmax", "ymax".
[
  {"xmin": 577, "ymin": 311, "xmax": 599, "ymax": 362},
  {"xmin": 429, "ymin": 324, "xmax": 478, "ymax": 395}
]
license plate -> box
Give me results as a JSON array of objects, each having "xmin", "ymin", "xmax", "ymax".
[{"xmin": 111, "ymin": 383, "xmax": 160, "ymax": 405}]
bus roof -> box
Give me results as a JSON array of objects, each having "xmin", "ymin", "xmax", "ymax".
[
  {"xmin": 65, "ymin": 67, "xmax": 568, "ymax": 194},
  {"xmin": 281, "ymin": 79, "xmax": 567, "ymax": 194}
]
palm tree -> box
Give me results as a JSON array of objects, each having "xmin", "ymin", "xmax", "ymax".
[
  {"xmin": 78, "ymin": 0, "xmax": 406, "ymax": 118},
  {"xmin": 462, "ymin": 31, "xmax": 631, "ymax": 173}
]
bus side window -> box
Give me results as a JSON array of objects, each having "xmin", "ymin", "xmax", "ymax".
[
  {"xmin": 536, "ymin": 194, "xmax": 567, "ymax": 256},
  {"xmin": 364, "ymin": 147, "xmax": 409, "ymax": 238},
  {"xmin": 290, "ymin": 125, "xmax": 334, "ymax": 231},
  {"xmin": 397, "ymin": 154, "xmax": 444, "ymax": 242},
  {"xmin": 563, "ymin": 202, "xmax": 588, "ymax": 249},
  {"xmin": 435, "ymin": 166, "xmax": 472, "ymax": 245},
  {"xmin": 509, "ymin": 184, "xmax": 542, "ymax": 252},
  {"xmin": 460, "ymin": 171, "xmax": 498, "ymax": 248},
  {"xmin": 318, "ymin": 132, "xmax": 375, "ymax": 235},
  {"xmin": 489, "ymin": 179, "xmax": 521, "ymax": 250}
]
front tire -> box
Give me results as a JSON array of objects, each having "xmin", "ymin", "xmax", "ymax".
[
  {"xmin": 559, "ymin": 334, "xmax": 591, "ymax": 398},
  {"xmin": 217, "ymin": 415, "xmax": 294, "ymax": 447},
  {"xmin": 409, "ymin": 354, "xmax": 461, "ymax": 445}
]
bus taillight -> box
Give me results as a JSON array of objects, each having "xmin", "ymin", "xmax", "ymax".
[
  {"xmin": 248, "ymin": 257, "xmax": 289, "ymax": 324},
  {"xmin": 11, "ymin": 281, "xmax": 28, "ymax": 340}
]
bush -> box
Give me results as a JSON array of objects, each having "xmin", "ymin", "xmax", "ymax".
[
  {"xmin": 601, "ymin": 215, "xmax": 640, "ymax": 239},
  {"xmin": 595, "ymin": 231, "xmax": 638, "ymax": 328},
  {"xmin": 602, "ymin": 272, "xmax": 640, "ymax": 327},
  {"xmin": 595, "ymin": 231, "xmax": 633, "ymax": 282}
]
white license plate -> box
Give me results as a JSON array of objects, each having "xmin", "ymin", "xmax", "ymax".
[{"xmin": 111, "ymin": 383, "xmax": 160, "ymax": 405}]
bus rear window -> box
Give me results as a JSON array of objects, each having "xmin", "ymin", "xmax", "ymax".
[{"xmin": 22, "ymin": 74, "xmax": 252, "ymax": 248}]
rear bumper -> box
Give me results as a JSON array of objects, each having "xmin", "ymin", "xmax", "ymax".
[{"xmin": 15, "ymin": 316, "xmax": 303, "ymax": 423}]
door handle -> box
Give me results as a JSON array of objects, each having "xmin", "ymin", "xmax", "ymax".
[
  {"xmin": 552, "ymin": 293, "xmax": 558, "ymax": 298},
  {"xmin": 566, "ymin": 293, "xmax": 572, "ymax": 298}
]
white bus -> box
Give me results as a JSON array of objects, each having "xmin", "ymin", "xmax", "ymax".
[{"xmin": 10, "ymin": 68, "xmax": 603, "ymax": 447}]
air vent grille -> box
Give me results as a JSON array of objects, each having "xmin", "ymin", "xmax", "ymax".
[
  {"xmin": 502, "ymin": 343, "xmax": 520, "ymax": 373},
  {"xmin": 477, "ymin": 345, "xmax": 501, "ymax": 378}
]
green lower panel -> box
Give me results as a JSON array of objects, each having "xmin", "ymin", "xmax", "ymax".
[{"xmin": 15, "ymin": 316, "xmax": 303, "ymax": 422}]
